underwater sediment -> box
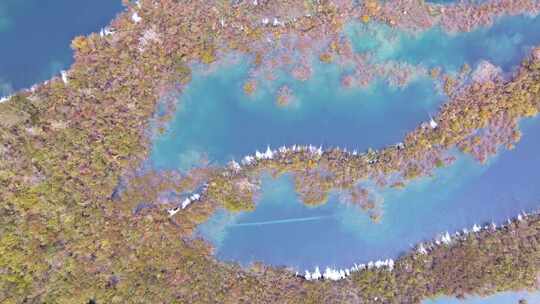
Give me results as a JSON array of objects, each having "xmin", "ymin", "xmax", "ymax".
[{"xmin": 1, "ymin": 0, "xmax": 539, "ymax": 303}]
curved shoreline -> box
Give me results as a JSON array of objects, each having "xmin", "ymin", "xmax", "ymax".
[{"xmin": 298, "ymin": 210, "xmax": 537, "ymax": 282}]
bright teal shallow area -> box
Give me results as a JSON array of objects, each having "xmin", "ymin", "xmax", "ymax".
[
  {"xmin": 347, "ymin": 14, "xmax": 540, "ymax": 73},
  {"xmin": 423, "ymin": 290, "xmax": 540, "ymax": 304},
  {"xmin": 150, "ymin": 58, "xmax": 444, "ymax": 171},
  {"xmin": 197, "ymin": 118, "xmax": 540, "ymax": 270},
  {"xmin": 0, "ymin": 0, "xmax": 123, "ymax": 94}
]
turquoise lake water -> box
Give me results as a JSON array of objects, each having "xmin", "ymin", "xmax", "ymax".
[
  {"xmin": 347, "ymin": 14, "xmax": 540, "ymax": 74},
  {"xmin": 0, "ymin": 0, "xmax": 123, "ymax": 94},
  {"xmin": 152, "ymin": 14, "xmax": 540, "ymax": 172},
  {"xmin": 151, "ymin": 58, "xmax": 444, "ymax": 171},
  {"xmin": 424, "ymin": 290, "xmax": 540, "ymax": 304}
]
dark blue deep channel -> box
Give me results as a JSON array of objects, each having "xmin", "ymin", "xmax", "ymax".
[{"xmin": 0, "ymin": 0, "xmax": 123, "ymax": 94}]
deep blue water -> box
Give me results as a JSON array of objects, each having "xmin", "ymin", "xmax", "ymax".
[
  {"xmin": 198, "ymin": 117, "xmax": 540, "ymax": 270},
  {"xmin": 0, "ymin": 0, "xmax": 123, "ymax": 94},
  {"xmin": 347, "ymin": 14, "xmax": 540, "ymax": 74}
]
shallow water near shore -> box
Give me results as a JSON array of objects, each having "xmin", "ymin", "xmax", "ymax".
[
  {"xmin": 197, "ymin": 118, "xmax": 540, "ymax": 270},
  {"xmin": 150, "ymin": 57, "xmax": 444, "ymax": 171},
  {"xmin": 0, "ymin": 0, "xmax": 123, "ymax": 94},
  {"xmin": 347, "ymin": 14, "xmax": 540, "ymax": 74},
  {"xmin": 151, "ymin": 13, "xmax": 540, "ymax": 172}
]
